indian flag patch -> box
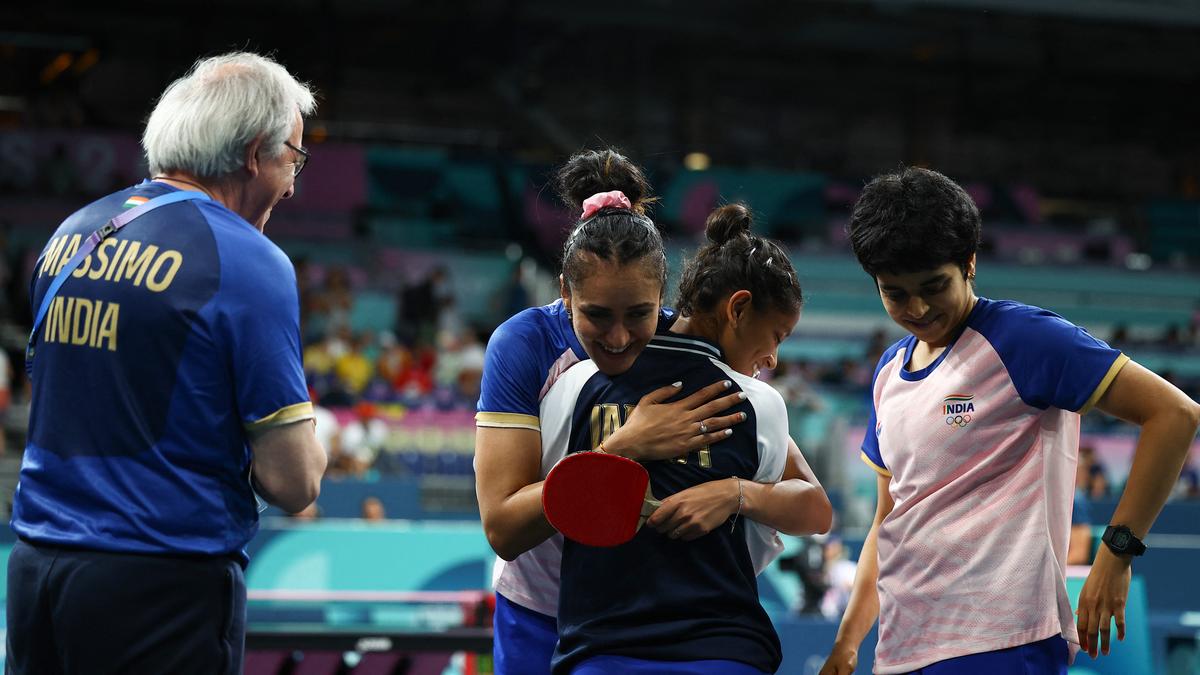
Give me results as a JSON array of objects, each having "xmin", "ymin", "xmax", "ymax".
[{"xmin": 122, "ymin": 195, "xmax": 149, "ymax": 209}]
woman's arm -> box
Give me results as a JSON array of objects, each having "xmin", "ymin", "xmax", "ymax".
[
  {"xmin": 1076, "ymin": 360, "xmax": 1200, "ymax": 657},
  {"xmin": 474, "ymin": 426, "xmax": 556, "ymax": 561},
  {"xmin": 646, "ymin": 437, "xmax": 833, "ymax": 539},
  {"xmin": 820, "ymin": 473, "xmax": 894, "ymax": 675},
  {"xmin": 476, "ymin": 380, "xmax": 752, "ymax": 559},
  {"xmin": 742, "ymin": 437, "xmax": 834, "ymax": 535}
]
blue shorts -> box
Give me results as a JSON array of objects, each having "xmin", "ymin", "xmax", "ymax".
[
  {"xmin": 906, "ymin": 635, "xmax": 1069, "ymax": 675},
  {"xmin": 494, "ymin": 592, "xmax": 557, "ymax": 675},
  {"xmin": 572, "ymin": 655, "xmax": 768, "ymax": 674}
]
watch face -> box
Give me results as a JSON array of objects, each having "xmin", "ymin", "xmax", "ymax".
[{"xmin": 1113, "ymin": 531, "xmax": 1130, "ymax": 548}]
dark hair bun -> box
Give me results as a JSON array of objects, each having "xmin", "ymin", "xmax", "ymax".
[
  {"xmin": 704, "ymin": 203, "xmax": 753, "ymax": 245},
  {"xmin": 555, "ymin": 149, "xmax": 652, "ymax": 215}
]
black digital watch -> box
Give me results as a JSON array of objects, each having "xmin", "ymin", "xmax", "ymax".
[{"xmin": 1101, "ymin": 525, "xmax": 1147, "ymax": 557}]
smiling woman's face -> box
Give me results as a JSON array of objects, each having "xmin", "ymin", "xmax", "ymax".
[
  {"xmin": 562, "ymin": 256, "xmax": 662, "ymax": 376},
  {"xmin": 874, "ymin": 258, "xmax": 976, "ymax": 348},
  {"xmin": 720, "ymin": 303, "xmax": 800, "ymax": 378}
]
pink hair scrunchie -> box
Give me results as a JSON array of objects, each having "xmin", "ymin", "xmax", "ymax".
[{"xmin": 580, "ymin": 190, "xmax": 632, "ymax": 220}]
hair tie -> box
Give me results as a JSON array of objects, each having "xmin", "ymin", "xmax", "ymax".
[{"xmin": 580, "ymin": 190, "xmax": 632, "ymax": 220}]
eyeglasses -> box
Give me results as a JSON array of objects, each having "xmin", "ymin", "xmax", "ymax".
[{"xmin": 283, "ymin": 140, "xmax": 310, "ymax": 178}]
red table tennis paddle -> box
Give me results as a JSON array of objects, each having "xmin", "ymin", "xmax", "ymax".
[{"xmin": 543, "ymin": 451, "xmax": 661, "ymax": 547}]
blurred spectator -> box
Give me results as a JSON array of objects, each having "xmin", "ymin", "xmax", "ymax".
[
  {"xmin": 393, "ymin": 342, "xmax": 437, "ymax": 403},
  {"xmin": 321, "ymin": 266, "xmax": 355, "ymax": 336},
  {"xmin": 361, "ymin": 496, "xmax": 387, "ymax": 521},
  {"xmin": 304, "ymin": 332, "xmax": 345, "ymax": 378},
  {"xmin": 400, "ymin": 265, "xmax": 453, "ymax": 345},
  {"xmin": 333, "ymin": 402, "xmax": 388, "ymax": 476},
  {"xmin": 819, "ymin": 535, "xmax": 858, "ymax": 619},
  {"xmin": 376, "ymin": 333, "xmax": 413, "ymax": 386},
  {"xmin": 1078, "ymin": 445, "xmax": 1111, "ymax": 500},
  {"xmin": 334, "ymin": 331, "xmax": 377, "ymax": 396},
  {"xmin": 497, "ymin": 262, "xmax": 532, "ymax": 321},
  {"xmin": 1087, "ymin": 471, "xmax": 1111, "ymax": 500},
  {"xmin": 305, "ymin": 332, "xmax": 355, "ymax": 406},
  {"xmin": 433, "ymin": 327, "xmax": 486, "ymax": 407}
]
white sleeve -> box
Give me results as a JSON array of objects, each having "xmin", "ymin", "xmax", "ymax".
[
  {"xmin": 711, "ymin": 361, "xmax": 790, "ymax": 482},
  {"xmin": 537, "ymin": 361, "xmax": 600, "ymax": 477},
  {"xmin": 711, "ymin": 361, "xmax": 792, "ymax": 575}
]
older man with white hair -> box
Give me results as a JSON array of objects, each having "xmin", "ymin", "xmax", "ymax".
[{"xmin": 7, "ymin": 52, "xmax": 327, "ymax": 674}]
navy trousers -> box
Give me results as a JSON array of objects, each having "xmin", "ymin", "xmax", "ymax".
[{"xmin": 6, "ymin": 538, "xmax": 246, "ymax": 675}]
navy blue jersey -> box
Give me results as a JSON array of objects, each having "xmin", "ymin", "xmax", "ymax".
[
  {"xmin": 476, "ymin": 299, "xmax": 678, "ymax": 617},
  {"xmin": 12, "ymin": 181, "xmax": 312, "ymax": 559},
  {"xmin": 540, "ymin": 332, "xmax": 788, "ymax": 673}
]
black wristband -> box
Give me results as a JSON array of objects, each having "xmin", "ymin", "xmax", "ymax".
[{"xmin": 1101, "ymin": 524, "xmax": 1146, "ymax": 557}]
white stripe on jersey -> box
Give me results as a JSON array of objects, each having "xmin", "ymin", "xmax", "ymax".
[
  {"xmin": 491, "ymin": 360, "xmax": 600, "ymax": 617},
  {"xmin": 649, "ymin": 334, "xmax": 722, "ymax": 358},
  {"xmin": 539, "ymin": 361, "xmax": 601, "ymax": 474},
  {"xmin": 539, "ymin": 347, "xmax": 583, "ymax": 402}
]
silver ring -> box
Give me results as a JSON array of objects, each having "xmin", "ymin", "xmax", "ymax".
[
  {"xmin": 699, "ymin": 422, "xmax": 708, "ymax": 434},
  {"xmin": 673, "ymin": 528, "xmax": 683, "ymax": 538}
]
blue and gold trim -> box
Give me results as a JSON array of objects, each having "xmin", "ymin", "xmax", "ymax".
[
  {"xmin": 1079, "ymin": 353, "xmax": 1130, "ymax": 415},
  {"xmin": 860, "ymin": 451, "xmax": 892, "ymax": 478},
  {"xmin": 245, "ymin": 401, "xmax": 315, "ymax": 432},
  {"xmin": 476, "ymin": 411, "xmax": 540, "ymax": 431}
]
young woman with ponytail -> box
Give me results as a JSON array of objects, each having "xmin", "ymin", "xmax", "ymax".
[{"xmin": 474, "ymin": 150, "xmax": 831, "ymax": 674}]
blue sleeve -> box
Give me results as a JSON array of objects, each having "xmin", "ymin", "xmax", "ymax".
[
  {"xmin": 973, "ymin": 302, "xmax": 1125, "ymax": 413},
  {"xmin": 861, "ymin": 405, "xmax": 887, "ymax": 475},
  {"xmin": 476, "ymin": 313, "xmax": 549, "ymax": 431},
  {"xmin": 214, "ymin": 228, "xmax": 312, "ymax": 431},
  {"xmin": 860, "ymin": 343, "xmax": 902, "ymax": 477}
]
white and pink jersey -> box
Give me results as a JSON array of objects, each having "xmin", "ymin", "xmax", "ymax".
[{"xmin": 861, "ymin": 298, "xmax": 1127, "ymax": 673}]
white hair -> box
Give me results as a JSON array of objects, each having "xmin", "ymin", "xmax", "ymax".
[{"xmin": 142, "ymin": 52, "xmax": 316, "ymax": 178}]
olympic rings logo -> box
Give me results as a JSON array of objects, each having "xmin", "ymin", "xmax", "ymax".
[{"xmin": 945, "ymin": 414, "xmax": 972, "ymax": 428}]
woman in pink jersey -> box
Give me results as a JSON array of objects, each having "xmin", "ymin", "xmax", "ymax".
[
  {"xmin": 821, "ymin": 167, "xmax": 1200, "ymax": 675},
  {"xmin": 475, "ymin": 149, "xmax": 833, "ymax": 675}
]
